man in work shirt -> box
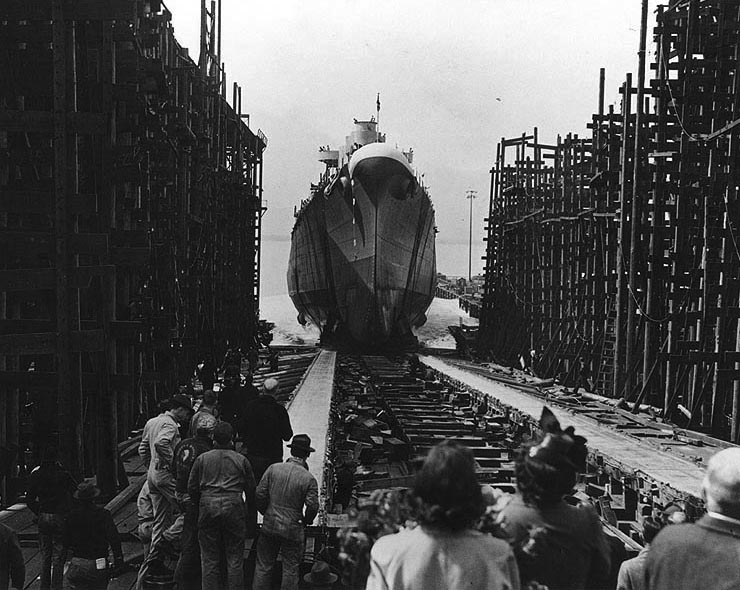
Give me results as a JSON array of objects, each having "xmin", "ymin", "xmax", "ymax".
[
  {"xmin": 252, "ymin": 434, "xmax": 319, "ymax": 590},
  {"xmin": 188, "ymin": 421, "xmax": 256, "ymax": 590},
  {"xmin": 137, "ymin": 394, "xmax": 193, "ymax": 551}
]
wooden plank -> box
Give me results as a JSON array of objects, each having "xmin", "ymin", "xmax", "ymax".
[
  {"xmin": 0, "ymin": 111, "xmax": 107, "ymax": 134},
  {"xmin": 0, "ymin": 265, "xmax": 115, "ymax": 291},
  {"xmin": 0, "ymin": 232, "xmax": 108, "ymax": 255},
  {"xmin": 0, "ymin": 191, "xmax": 96, "ymax": 215},
  {"xmin": 1, "ymin": 0, "xmax": 137, "ymax": 21},
  {"xmin": 0, "ymin": 371, "xmax": 131, "ymax": 391},
  {"xmin": 0, "ymin": 329, "xmax": 104, "ymax": 354}
]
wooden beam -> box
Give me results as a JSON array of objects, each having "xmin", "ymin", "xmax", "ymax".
[
  {"xmin": 0, "ymin": 191, "xmax": 96, "ymax": 215},
  {"xmin": 0, "ymin": 111, "xmax": 107, "ymax": 134},
  {"xmin": 0, "ymin": 265, "xmax": 114, "ymax": 291},
  {"xmin": 0, "ymin": 330, "xmax": 105, "ymax": 354},
  {"xmin": 1, "ymin": 0, "xmax": 137, "ymax": 21}
]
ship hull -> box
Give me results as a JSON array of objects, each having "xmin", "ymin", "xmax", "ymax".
[{"xmin": 288, "ymin": 143, "xmax": 436, "ymax": 346}]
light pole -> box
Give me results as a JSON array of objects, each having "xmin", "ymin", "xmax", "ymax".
[{"xmin": 466, "ymin": 189, "xmax": 477, "ymax": 282}]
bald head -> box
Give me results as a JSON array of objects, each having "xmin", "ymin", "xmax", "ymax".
[{"xmin": 703, "ymin": 447, "xmax": 740, "ymax": 518}]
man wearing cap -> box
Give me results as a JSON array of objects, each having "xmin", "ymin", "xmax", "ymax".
[
  {"xmin": 188, "ymin": 421, "xmax": 256, "ymax": 590},
  {"xmin": 252, "ymin": 433, "xmax": 319, "ymax": 590},
  {"xmin": 188, "ymin": 389, "xmax": 218, "ymax": 439},
  {"xmin": 242, "ymin": 377, "xmax": 293, "ymax": 483},
  {"xmin": 138, "ymin": 394, "xmax": 193, "ymax": 552},
  {"xmin": 63, "ymin": 481, "xmax": 123, "ymax": 590},
  {"xmin": 218, "ymin": 365, "xmax": 246, "ymax": 437},
  {"xmin": 172, "ymin": 413, "xmax": 215, "ymax": 590},
  {"xmin": 645, "ymin": 447, "xmax": 740, "ymax": 590}
]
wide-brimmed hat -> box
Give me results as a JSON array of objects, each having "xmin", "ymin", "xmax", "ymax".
[
  {"xmin": 74, "ymin": 480, "xmax": 101, "ymax": 500},
  {"xmin": 288, "ymin": 434, "xmax": 315, "ymax": 454},
  {"xmin": 303, "ymin": 561, "xmax": 338, "ymax": 586},
  {"xmin": 171, "ymin": 394, "xmax": 193, "ymax": 412}
]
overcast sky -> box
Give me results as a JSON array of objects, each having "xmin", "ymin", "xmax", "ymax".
[{"xmin": 166, "ymin": 0, "xmax": 651, "ymax": 252}]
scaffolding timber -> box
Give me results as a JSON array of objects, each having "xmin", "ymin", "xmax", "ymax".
[
  {"xmin": 0, "ymin": 0, "xmax": 267, "ymax": 500},
  {"xmin": 480, "ymin": 0, "xmax": 740, "ymax": 443}
]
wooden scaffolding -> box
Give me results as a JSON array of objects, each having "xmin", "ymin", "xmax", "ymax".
[
  {"xmin": 0, "ymin": 0, "xmax": 266, "ymax": 500},
  {"xmin": 480, "ymin": 0, "xmax": 740, "ymax": 442}
]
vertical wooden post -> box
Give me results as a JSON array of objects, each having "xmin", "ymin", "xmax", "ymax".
[{"xmin": 52, "ymin": 0, "xmax": 79, "ymax": 477}]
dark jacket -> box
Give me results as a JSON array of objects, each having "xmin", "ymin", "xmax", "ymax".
[
  {"xmin": 256, "ymin": 457, "xmax": 318, "ymax": 542},
  {"xmin": 645, "ymin": 513, "xmax": 740, "ymax": 590},
  {"xmin": 0, "ymin": 523, "xmax": 24, "ymax": 590},
  {"xmin": 242, "ymin": 395, "xmax": 293, "ymax": 460},
  {"xmin": 65, "ymin": 501, "xmax": 123, "ymax": 564},
  {"xmin": 219, "ymin": 385, "xmax": 247, "ymax": 436},
  {"xmin": 499, "ymin": 495, "xmax": 611, "ymax": 590},
  {"xmin": 173, "ymin": 435, "xmax": 214, "ymax": 495},
  {"xmin": 26, "ymin": 461, "xmax": 77, "ymax": 515}
]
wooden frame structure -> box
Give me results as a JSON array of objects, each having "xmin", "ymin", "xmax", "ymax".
[
  {"xmin": 0, "ymin": 0, "xmax": 266, "ymax": 499},
  {"xmin": 481, "ymin": 0, "xmax": 740, "ymax": 442}
]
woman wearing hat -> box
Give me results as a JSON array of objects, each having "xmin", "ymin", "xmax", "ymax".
[
  {"xmin": 63, "ymin": 481, "xmax": 124, "ymax": 589},
  {"xmin": 366, "ymin": 440, "xmax": 520, "ymax": 590},
  {"xmin": 497, "ymin": 407, "xmax": 611, "ymax": 590}
]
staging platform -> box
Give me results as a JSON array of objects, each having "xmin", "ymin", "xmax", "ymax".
[{"xmin": 421, "ymin": 355, "xmax": 708, "ymax": 499}]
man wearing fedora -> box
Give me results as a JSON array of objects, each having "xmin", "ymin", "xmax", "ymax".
[
  {"xmin": 252, "ymin": 433, "xmax": 319, "ymax": 590},
  {"xmin": 138, "ymin": 394, "xmax": 193, "ymax": 552},
  {"xmin": 63, "ymin": 481, "xmax": 123, "ymax": 589},
  {"xmin": 303, "ymin": 561, "xmax": 338, "ymax": 589},
  {"xmin": 242, "ymin": 377, "xmax": 293, "ymax": 484}
]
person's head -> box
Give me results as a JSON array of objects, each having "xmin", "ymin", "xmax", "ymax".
[
  {"xmin": 224, "ymin": 365, "xmax": 240, "ymax": 386},
  {"xmin": 641, "ymin": 516, "xmax": 663, "ymax": 545},
  {"xmin": 74, "ymin": 480, "xmax": 101, "ymax": 503},
  {"xmin": 515, "ymin": 407, "xmax": 586, "ymax": 508},
  {"xmin": 194, "ymin": 413, "xmax": 217, "ymax": 438},
  {"xmin": 202, "ymin": 389, "xmax": 217, "ymax": 407},
  {"xmin": 288, "ymin": 434, "xmax": 315, "ymax": 459},
  {"xmin": 702, "ymin": 447, "xmax": 740, "ymax": 519},
  {"xmin": 213, "ymin": 421, "xmax": 234, "ymax": 447},
  {"xmin": 170, "ymin": 394, "xmax": 193, "ymax": 424},
  {"xmin": 262, "ymin": 378, "xmax": 279, "ymax": 396},
  {"xmin": 411, "ymin": 440, "xmax": 484, "ymax": 531}
]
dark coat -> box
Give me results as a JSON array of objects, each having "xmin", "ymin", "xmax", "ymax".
[
  {"xmin": 499, "ymin": 495, "xmax": 611, "ymax": 590},
  {"xmin": 0, "ymin": 523, "xmax": 24, "ymax": 590},
  {"xmin": 242, "ymin": 395, "xmax": 293, "ymax": 461},
  {"xmin": 645, "ymin": 514, "xmax": 740, "ymax": 590}
]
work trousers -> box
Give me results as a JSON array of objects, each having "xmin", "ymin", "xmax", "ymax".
[
  {"xmin": 174, "ymin": 502, "xmax": 201, "ymax": 590},
  {"xmin": 198, "ymin": 495, "xmax": 246, "ymax": 590},
  {"xmin": 63, "ymin": 557, "xmax": 109, "ymax": 590},
  {"xmin": 38, "ymin": 512, "xmax": 66, "ymax": 590},
  {"xmin": 252, "ymin": 531, "xmax": 303, "ymax": 590},
  {"xmin": 148, "ymin": 469, "xmax": 179, "ymax": 550}
]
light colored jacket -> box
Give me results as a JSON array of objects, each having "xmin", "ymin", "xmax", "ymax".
[
  {"xmin": 138, "ymin": 411, "xmax": 181, "ymax": 474},
  {"xmin": 256, "ymin": 457, "xmax": 318, "ymax": 541},
  {"xmin": 368, "ymin": 525, "xmax": 521, "ymax": 590},
  {"xmin": 617, "ymin": 546, "xmax": 649, "ymax": 590}
]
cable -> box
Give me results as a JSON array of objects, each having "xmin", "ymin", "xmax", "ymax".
[{"xmin": 660, "ymin": 51, "xmax": 700, "ymax": 142}]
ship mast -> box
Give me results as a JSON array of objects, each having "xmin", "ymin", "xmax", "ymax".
[{"xmin": 376, "ymin": 92, "xmax": 381, "ymax": 142}]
